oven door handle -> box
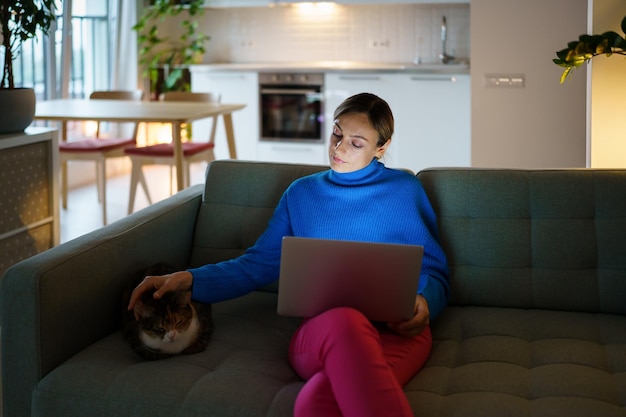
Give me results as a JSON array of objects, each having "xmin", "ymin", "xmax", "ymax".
[{"xmin": 260, "ymin": 88, "xmax": 321, "ymax": 95}]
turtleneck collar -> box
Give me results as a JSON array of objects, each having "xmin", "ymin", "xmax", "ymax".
[{"xmin": 327, "ymin": 158, "xmax": 384, "ymax": 186}]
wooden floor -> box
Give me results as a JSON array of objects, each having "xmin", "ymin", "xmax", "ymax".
[{"xmin": 60, "ymin": 163, "xmax": 208, "ymax": 243}]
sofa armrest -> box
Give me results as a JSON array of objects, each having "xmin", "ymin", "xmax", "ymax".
[{"xmin": 0, "ymin": 184, "xmax": 203, "ymax": 417}]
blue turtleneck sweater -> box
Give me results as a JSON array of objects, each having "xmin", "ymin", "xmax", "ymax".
[{"xmin": 189, "ymin": 159, "xmax": 450, "ymax": 320}]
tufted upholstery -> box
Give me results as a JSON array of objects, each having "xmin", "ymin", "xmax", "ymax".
[
  {"xmin": 417, "ymin": 169, "xmax": 626, "ymax": 314},
  {"xmin": 407, "ymin": 307, "xmax": 626, "ymax": 416},
  {"xmin": 31, "ymin": 292, "xmax": 304, "ymax": 417},
  {"xmin": 2, "ymin": 162, "xmax": 626, "ymax": 417},
  {"xmin": 413, "ymin": 168, "xmax": 626, "ymax": 417},
  {"xmin": 189, "ymin": 161, "xmax": 327, "ymax": 268}
]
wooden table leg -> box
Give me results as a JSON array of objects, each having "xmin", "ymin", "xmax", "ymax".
[
  {"xmin": 60, "ymin": 121, "xmax": 68, "ymax": 209},
  {"xmin": 171, "ymin": 122, "xmax": 184, "ymax": 191},
  {"xmin": 222, "ymin": 113, "xmax": 238, "ymax": 159}
]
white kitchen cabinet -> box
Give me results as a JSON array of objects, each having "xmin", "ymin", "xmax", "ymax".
[
  {"xmin": 191, "ymin": 69, "xmax": 259, "ymax": 161},
  {"xmin": 324, "ymin": 72, "xmax": 400, "ymax": 167},
  {"xmin": 257, "ymin": 142, "xmax": 326, "ymax": 165},
  {"xmin": 325, "ymin": 71, "xmax": 470, "ymax": 173},
  {"xmin": 190, "ymin": 68, "xmax": 469, "ymax": 170},
  {"xmin": 392, "ymin": 73, "xmax": 470, "ymax": 173}
]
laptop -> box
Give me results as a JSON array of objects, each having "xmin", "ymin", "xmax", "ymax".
[{"xmin": 277, "ymin": 236, "xmax": 424, "ymax": 322}]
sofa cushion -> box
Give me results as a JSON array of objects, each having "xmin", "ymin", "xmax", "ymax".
[
  {"xmin": 407, "ymin": 306, "xmax": 626, "ymax": 417},
  {"xmin": 417, "ymin": 169, "xmax": 626, "ymax": 315},
  {"xmin": 32, "ymin": 298, "xmax": 626, "ymax": 417},
  {"xmin": 31, "ymin": 291, "xmax": 303, "ymax": 417},
  {"xmin": 189, "ymin": 161, "xmax": 327, "ymax": 291}
]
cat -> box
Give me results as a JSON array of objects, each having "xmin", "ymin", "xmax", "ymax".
[{"xmin": 122, "ymin": 263, "xmax": 213, "ymax": 361}]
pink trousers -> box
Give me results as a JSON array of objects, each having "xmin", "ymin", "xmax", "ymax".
[{"xmin": 288, "ymin": 307, "xmax": 432, "ymax": 417}]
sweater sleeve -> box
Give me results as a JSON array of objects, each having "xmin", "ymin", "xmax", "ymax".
[
  {"xmin": 188, "ymin": 193, "xmax": 292, "ymax": 304},
  {"xmin": 414, "ymin": 180, "xmax": 450, "ymax": 321}
]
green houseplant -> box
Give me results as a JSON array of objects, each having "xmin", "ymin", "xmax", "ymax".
[
  {"xmin": 554, "ymin": 15, "xmax": 626, "ymax": 83},
  {"xmin": 133, "ymin": 0, "xmax": 208, "ymax": 100},
  {"xmin": 0, "ymin": 0, "xmax": 56, "ymax": 133}
]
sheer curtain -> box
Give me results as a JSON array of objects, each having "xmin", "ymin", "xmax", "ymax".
[
  {"xmin": 14, "ymin": 1, "xmax": 143, "ymax": 100},
  {"xmin": 112, "ymin": 0, "xmax": 139, "ymax": 92},
  {"xmin": 54, "ymin": 0, "xmax": 139, "ymax": 98}
]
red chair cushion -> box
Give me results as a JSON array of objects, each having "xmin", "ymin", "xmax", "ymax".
[
  {"xmin": 59, "ymin": 137, "xmax": 136, "ymax": 153},
  {"xmin": 124, "ymin": 142, "xmax": 214, "ymax": 157}
]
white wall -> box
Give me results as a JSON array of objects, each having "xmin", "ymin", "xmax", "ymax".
[
  {"xmin": 176, "ymin": 3, "xmax": 470, "ymax": 65},
  {"xmin": 589, "ymin": 0, "xmax": 626, "ymax": 168},
  {"xmin": 162, "ymin": 1, "xmax": 598, "ymax": 169},
  {"xmin": 470, "ymin": 0, "xmax": 588, "ymax": 168}
]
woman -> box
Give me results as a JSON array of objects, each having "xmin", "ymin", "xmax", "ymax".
[{"xmin": 128, "ymin": 93, "xmax": 449, "ymax": 417}]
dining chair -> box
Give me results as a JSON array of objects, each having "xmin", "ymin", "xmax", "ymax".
[
  {"xmin": 59, "ymin": 90, "xmax": 144, "ymax": 225},
  {"xmin": 125, "ymin": 91, "xmax": 221, "ymax": 214}
]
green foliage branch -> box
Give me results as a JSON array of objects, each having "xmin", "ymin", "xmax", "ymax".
[
  {"xmin": 0, "ymin": 0, "xmax": 57, "ymax": 89},
  {"xmin": 554, "ymin": 15, "xmax": 626, "ymax": 83},
  {"xmin": 133, "ymin": 0, "xmax": 208, "ymax": 94}
]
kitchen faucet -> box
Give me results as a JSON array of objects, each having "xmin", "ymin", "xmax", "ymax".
[{"xmin": 439, "ymin": 16, "xmax": 455, "ymax": 64}]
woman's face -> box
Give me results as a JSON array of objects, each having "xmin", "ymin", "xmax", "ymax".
[{"xmin": 329, "ymin": 112, "xmax": 390, "ymax": 173}]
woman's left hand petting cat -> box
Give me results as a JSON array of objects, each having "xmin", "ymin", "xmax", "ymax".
[
  {"xmin": 128, "ymin": 268, "xmax": 194, "ymax": 320},
  {"xmin": 122, "ymin": 264, "xmax": 213, "ymax": 361}
]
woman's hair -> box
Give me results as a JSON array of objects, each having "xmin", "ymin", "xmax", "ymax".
[{"xmin": 333, "ymin": 92, "xmax": 394, "ymax": 147}]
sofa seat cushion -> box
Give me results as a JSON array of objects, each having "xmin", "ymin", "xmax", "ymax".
[
  {"xmin": 30, "ymin": 298, "xmax": 626, "ymax": 417},
  {"xmin": 407, "ymin": 306, "xmax": 626, "ymax": 417},
  {"xmin": 31, "ymin": 292, "xmax": 303, "ymax": 417}
]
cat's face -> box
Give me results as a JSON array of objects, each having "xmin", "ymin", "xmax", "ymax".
[{"xmin": 135, "ymin": 291, "xmax": 195, "ymax": 344}]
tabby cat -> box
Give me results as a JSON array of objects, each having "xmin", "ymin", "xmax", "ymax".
[{"xmin": 122, "ymin": 263, "xmax": 213, "ymax": 360}]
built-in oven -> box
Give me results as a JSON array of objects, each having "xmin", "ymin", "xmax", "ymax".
[{"xmin": 259, "ymin": 73, "xmax": 324, "ymax": 143}]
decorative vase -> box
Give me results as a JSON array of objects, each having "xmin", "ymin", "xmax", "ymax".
[{"xmin": 0, "ymin": 88, "xmax": 36, "ymax": 134}]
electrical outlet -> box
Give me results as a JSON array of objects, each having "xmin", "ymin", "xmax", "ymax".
[
  {"xmin": 485, "ymin": 74, "xmax": 525, "ymax": 88},
  {"xmin": 240, "ymin": 40, "xmax": 254, "ymax": 48},
  {"xmin": 368, "ymin": 39, "xmax": 390, "ymax": 48}
]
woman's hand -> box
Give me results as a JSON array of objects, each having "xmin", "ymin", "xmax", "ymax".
[
  {"xmin": 127, "ymin": 271, "xmax": 193, "ymax": 320},
  {"xmin": 387, "ymin": 294, "xmax": 430, "ymax": 338}
]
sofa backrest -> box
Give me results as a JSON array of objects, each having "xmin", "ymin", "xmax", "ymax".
[
  {"xmin": 417, "ymin": 168, "xmax": 626, "ymax": 315},
  {"xmin": 189, "ymin": 160, "xmax": 327, "ymax": 284}
]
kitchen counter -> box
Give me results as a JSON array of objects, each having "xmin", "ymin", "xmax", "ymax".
[
  {"xmin": 190, "ymin": 62, "xmax": 471, "ymax": 169},
  {"xmin": 191, "ymin": 60, "xmax": 470, "ymax": 74}
]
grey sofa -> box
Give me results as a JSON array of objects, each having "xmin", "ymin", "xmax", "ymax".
[{"xmin": 2, "ymin": 160, "xmax": 625, "ymax": 417}]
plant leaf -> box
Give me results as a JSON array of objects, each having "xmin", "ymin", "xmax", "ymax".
[{"xmin": 560, "ymin": 67, "xmax": 573, "ymax": 84}]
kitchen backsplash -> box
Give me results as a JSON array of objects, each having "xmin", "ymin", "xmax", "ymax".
[{"xmin": 195, "ymin": 3, "xmax": 470, "ymax": 65}]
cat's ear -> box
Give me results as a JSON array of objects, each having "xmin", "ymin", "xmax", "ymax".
[
  {"xmin": 183, "ymin": 291, "xmax": 192, "ymax": 305},
  {"xmin": 134, "ymin": 302, "xmax": 155, "ymax": 319}
]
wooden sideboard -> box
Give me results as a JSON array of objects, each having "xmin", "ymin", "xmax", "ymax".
[{"xmin": 0, "ymin": 127, "xmax": 59, "ymax": 277}]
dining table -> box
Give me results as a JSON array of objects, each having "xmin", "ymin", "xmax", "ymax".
[{"xmin": 34, "ymin": 98, "xmax": 246, "ymax": 191}]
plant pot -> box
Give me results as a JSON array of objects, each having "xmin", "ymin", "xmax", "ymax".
[
  {"xmin": 0, "ymin": 88, "xmax": 36, "ymax": 134},
  {"xmin": 149, "ymin": 67, "xmax": 192, "ymax": 101}
]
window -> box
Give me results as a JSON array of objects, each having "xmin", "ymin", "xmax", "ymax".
[{"xmin": 10, "ymin": 0, "xmax": 118, "ymax": 100}]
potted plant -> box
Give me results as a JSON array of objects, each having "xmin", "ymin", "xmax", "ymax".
[
  {"xmin": 0, "ymin": 0, "xmax": 57, "ymax": 134},
  {"xmin": 133, "ymin": 0, "xmax": 209, "ymax": 100},
  {"xmin": 553, "ymin": 15, "xmax": 626, "ymax": 83}
]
